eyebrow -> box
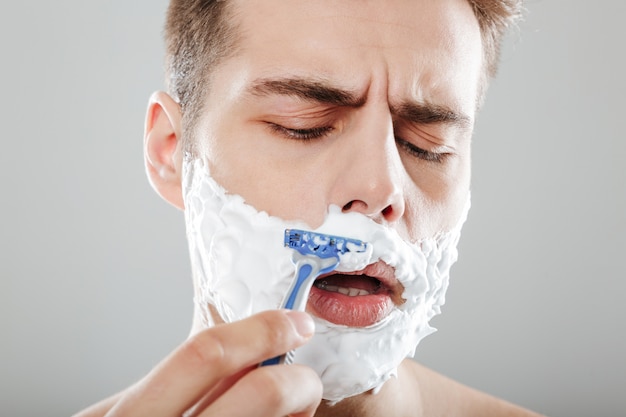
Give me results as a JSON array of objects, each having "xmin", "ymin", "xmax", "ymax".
[
  {"xmin": 247, "ymin": 76, "xmax": 470, "ymax": 129},
  {"xmin": 391, "ymin": 102, "xmax": 472, "ymax": 130},
  {"xmin": 248, "ymin": 77, "xmax": 366, "ymax": 107}
]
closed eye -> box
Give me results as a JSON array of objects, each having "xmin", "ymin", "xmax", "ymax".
[
  {"xmin": 396, "ymin": 137, "xmax": 450, "ymax": 163},
  {"xmin": 267, "ymin": 122, "xmax": 450, "ymax": 163},
  {"xmin": 268, "ymin": 123, "xmax": 334, "ymax": 141}
]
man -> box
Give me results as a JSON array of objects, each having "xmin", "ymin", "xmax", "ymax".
[{"xmin": 77, "ymin": 0, "xmax": 544, "ymax": 416}]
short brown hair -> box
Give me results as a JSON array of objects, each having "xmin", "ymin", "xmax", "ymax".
[
  {"xmin": 164, "ymin": 0, "xmax": 238, "ymax": 146},
  {"xmin": 467, "ymin": 0, "xmax": 523, "ymax": 103},
  {"xmin": 164, "ymin": 0, "xmax": 522, "ymax": 143}
]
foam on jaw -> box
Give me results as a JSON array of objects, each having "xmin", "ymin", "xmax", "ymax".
[{"xmin": 183, "ymin": 157, "xmax": 469, "ymax": 402}]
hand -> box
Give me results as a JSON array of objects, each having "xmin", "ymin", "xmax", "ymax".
[{"xmin": 75, "ymin": 310, "xmax": 322, "ymax": 417}]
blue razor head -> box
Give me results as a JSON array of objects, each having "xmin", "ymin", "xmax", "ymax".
[{"xmin": 284, "ymin": 229, "xmax": 368, "ymax": 258}]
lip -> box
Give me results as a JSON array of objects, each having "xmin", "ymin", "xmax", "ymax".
[{"xmin": 306, "ymin": 261, "xmax": 405, "ymax": 327}]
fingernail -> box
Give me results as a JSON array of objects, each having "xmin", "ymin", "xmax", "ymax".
[{"xmin": 286, "ymin": 311, "xmax": 315, "ymax": 338}]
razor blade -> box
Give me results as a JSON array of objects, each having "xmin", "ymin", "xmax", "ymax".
[{"xmin": 284, "ymin": 228, "xmax": 368, "ymax": 259}]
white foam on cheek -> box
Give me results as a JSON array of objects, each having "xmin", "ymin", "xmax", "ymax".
[{"xmin": 183, "ymin": 157, "xmax": 469, "ymax": 402}]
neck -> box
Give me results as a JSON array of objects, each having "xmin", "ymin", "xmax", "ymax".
[{"xmin": 314, "ymin": 360, "xmax": 422, "ymax": 417}]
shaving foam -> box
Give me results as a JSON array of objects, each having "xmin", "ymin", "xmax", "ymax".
[{"xmin": 183, "ymin": 157, "xmax": 469, "ymax": 402}]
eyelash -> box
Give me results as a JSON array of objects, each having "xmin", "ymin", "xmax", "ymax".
[
  {"xmin": 395, "ymin": 137, "xmax": 449, "ymax": 163},
  {"xmin": 268, "ymin": 123, "xmax": 448, "ymax": 163},
  {"xmin": 268, "ymin": 123, "xmax": 334, "ymax": 141}
]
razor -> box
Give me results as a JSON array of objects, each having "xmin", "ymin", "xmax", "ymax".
[{"xmin": 261, "ymin": 229, "xmax": 369, "ymax": 366}]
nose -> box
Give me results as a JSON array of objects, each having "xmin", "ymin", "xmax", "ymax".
[{"xmin": 329, "ymin": 109, "xmax": 405, "ymax": 224}]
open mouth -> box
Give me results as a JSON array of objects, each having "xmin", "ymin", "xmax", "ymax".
[
  {"xmin": 314, "ymin": 274, "xmax": 383, "ymax": 296},
  {"xmin": 306, "ymin": 261, "xmax": 405, "ymax": 327}
]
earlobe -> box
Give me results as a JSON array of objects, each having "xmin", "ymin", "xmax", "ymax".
[{"xmin": 144, "ymin": 91, "xmax": 185, "ymax": 210}]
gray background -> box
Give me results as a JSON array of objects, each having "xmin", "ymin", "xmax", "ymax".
[{"xmin": 1, "ymin": 1, "xmax": 624, "ymax": 416}]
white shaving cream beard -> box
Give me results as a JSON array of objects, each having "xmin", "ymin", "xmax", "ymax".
[{"xmin": 183, "ymin": 157, "xmax": 470, "ymax": 403}]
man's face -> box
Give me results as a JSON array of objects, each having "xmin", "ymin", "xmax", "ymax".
[
  {"xmin": 170, "ymin": 0, "xmax": 484, "ymax": 400},
  {"xmin": 191, "ymin": 0, "xmax": 483, "ymax": 242}
]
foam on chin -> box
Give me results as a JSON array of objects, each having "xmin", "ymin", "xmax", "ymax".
[{"xmin": 183, "ymin": 157, "xmax": 469, "ymax": 403}]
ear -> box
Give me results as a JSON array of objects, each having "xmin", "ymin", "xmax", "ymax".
[{"xmin": 144, "ymin": 91, "xmax": 185, "ymax": 210}]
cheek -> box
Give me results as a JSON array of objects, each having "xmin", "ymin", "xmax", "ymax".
[
  {"xmin": 204, "ymin": 128, "xmax": 332, "ymax": 227},
  {"xmin": 401, "ymin": 154, "xmax": 471, "ymax": 238}
]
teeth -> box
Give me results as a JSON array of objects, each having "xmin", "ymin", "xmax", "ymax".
[{"xmin": 316, "ymin": 281, "xmax": 371, "ymax": 296}]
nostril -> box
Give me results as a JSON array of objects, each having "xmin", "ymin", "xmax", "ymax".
[
  {"xmin": 342, "ymin": 200, "xmax": 369, "ymax": 213},
  {"xmin": 343, "ymin": 200, "xmax": 398, "ymax": 220}
]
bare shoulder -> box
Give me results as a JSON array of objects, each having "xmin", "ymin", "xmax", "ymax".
[
  {"xmin": 72, "ymin": 390, "xmax": 125, "ymax": 417},
  {"xmin": 406, "ymin": 360, "xmax": 547, "ymax": 417}
]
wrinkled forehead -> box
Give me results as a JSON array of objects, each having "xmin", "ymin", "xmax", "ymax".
[{"xmin": 224, "ymin": 0, "xmax": 483, "ymax": 112}]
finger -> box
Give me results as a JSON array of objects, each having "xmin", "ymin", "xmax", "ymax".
[
  {"xmin": 184, "ymin": 366, "xmax": 254, "ymax": 417},
  {"xmin": 107, "ymin": 310, "xmax": 315, "ymax": 417},
  {"xmin": 198, "ymin": 364, "xmax": 322, "ymax": 417}
]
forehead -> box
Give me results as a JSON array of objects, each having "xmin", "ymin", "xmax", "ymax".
[{"xmin": 221, "ymin": 0, "xmax": 482, "ymax": 113}]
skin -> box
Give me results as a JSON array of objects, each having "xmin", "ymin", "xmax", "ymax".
[{"xmin": 75, "ymin": 0, "xmax": 545, "ymax": 416}]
